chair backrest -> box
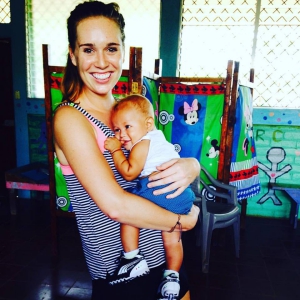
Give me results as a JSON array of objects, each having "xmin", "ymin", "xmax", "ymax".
[
  {"xmin": 43, "ymin": 45, "xmax": 67, "ymax": 216},
  {"xmin": 150, "ymin": 63, "xmax": 259, "ymax": 202},
  {"xmin": 152, "ymin": 61, "xmax": 239, "ymax": 183},
  {"xmin": 42, "ymin": 44, "xmax": 143, "ymax": 214},
  {"xmin": 199, "ymin": 166, "xmax": 237, "ymax": 204},
  {"xmin": 229, "ymin": 83, "xmax": 260, "ymax": 200},
  {"xmin": 113, "ymin": 47, "xmax": 143, "ymax": 97}
]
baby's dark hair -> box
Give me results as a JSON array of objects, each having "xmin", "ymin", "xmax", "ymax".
[
  {"xmin": 62, "ymin": 1, "xmax": 125, "ymax": 102},
  {"xmin": 113, "ymin": 94, "xmax": 155, "ymax": 118}
]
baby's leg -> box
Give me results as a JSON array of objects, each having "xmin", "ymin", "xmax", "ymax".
[
  {"xmin": 162, "ymin": 230, "xmax": 183, "ymax": 272},
  {"xmin": 121, "ymin": 224, "xmax": 139, "ymax": 253},
  {"xmin": 109, "ymin": 224, "xmax": 149, "ymax": 285},
  {"xmin": 157, "ymin": 231, "xmax": 182, "ymax": 299}
]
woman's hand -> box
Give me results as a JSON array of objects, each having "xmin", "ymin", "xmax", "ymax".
[{"xmin": 148, "ymin": 158, "xmax": 200, "ymax": 198}]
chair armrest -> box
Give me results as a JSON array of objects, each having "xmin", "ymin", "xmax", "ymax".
[
  {"xmin": 191, "ymin": 176, "xmax": 201, "ymax": 196},
  {"xmin": 201, "ymin": 166, "xmax": 235, "ymax": 192},
  {"xmin": 200, "ymin": 166, "xmax": 237, "ymax": 206}
]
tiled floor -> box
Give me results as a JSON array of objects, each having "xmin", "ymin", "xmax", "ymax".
[{"xmin": 1, "ymin": 195, "xmax": 300, "ymax": 300}]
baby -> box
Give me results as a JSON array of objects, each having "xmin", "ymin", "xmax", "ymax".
[{"xmin": 104, "ymin": 94, "xmax": 195, "ymax": 299}]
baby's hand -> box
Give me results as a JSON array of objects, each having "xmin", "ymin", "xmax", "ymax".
[{"xmin": 104, "ymin": 137, "xmax": 122, "ymax": 153}]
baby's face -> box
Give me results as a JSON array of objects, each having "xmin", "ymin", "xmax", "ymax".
[{"xmin": 112, "ymin": 108, "xmax": 148, "ymax": 150}]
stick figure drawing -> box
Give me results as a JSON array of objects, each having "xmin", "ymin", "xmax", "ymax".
[{"xmin": 257, "ymin": 147, "xmax": 292, "ymax": 205}]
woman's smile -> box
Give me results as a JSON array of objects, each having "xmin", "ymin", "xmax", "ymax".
[{"xmin": 91, "ymin": 72, "xmax": 111, "ymax": 80}]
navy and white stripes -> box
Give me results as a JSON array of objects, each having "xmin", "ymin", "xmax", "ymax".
[{"xmin": 61, "ymin": 102, "xmax": 165, "ymax": 280}]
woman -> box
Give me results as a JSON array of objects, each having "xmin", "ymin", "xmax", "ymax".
[{"xmin": 54, "ymin": 2, "xmax": 200, "ymax": 299}]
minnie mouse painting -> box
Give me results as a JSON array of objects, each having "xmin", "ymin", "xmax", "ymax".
[{"xmin": 178, "ymin": 99, "xmax": 201, "ymax": 125}]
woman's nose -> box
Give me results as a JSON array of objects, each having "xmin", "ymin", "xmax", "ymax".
[{"xmin": 95, "ymin": 51, "xmax": 108, "ymax": 69}]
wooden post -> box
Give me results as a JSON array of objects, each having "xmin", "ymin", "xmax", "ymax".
[
  {"xmin": 222, "ymin": 61, "xmax": 239, "ymax": 184},
  {"xmin": 217, "ymin": 60, "xmax": 233, "ymax": 183},
  {"xmin": 128, "ymin": 47, "xmax": 142, "ymax": 94}
]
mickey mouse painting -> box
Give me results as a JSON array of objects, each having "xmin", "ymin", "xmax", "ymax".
[
  {"xmin": 206, "ymin": 139, "xmax": 220, "ymax": 158},
  {"xmin": 178, "ymin": 99, "xmax": 201, "ymax": 125}
]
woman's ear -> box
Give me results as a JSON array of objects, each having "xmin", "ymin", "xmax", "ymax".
[
  {"xmin": 69, "ymin": 46, "xmax": 77, "ymax": 66},
  {"xmin": 146, "ymin": 117, "xmax": 155, "ymax": 132}
]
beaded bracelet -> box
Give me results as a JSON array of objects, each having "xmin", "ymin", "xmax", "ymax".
[{"xmin": 168, "ymin": 214, "xmax": 182, "ymax": 241}]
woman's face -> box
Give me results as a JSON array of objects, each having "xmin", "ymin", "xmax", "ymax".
[{"xmin": 70, "ymin": 16, "xmax": 125, "ymax": 97}]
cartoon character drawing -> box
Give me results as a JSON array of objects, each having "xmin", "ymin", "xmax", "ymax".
[
  {"xmin": 257, "ymin": 147, "xmax": 292, "ymax": 205},
  {"xmin": 159, "ymin": 110, "xmax": 175, "ymax": 126},
  {"xmin": 178, "ymin": 99, "xmax": 201, "ymax": 125},
  {"xmin": 206, "ymin": 139, "xmax": 220, "ymax": 158},
  {"xmin": 242, "ymin": 104, "xmax": 254, "ymax": 156}
]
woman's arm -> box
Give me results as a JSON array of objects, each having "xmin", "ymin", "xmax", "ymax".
[
  {"xmin": 54, "ymin": 106, "xmax": 199, "ymax": 231},
  {"xmin": 148, "ymin": 158, "xmax": 200, "ymax": 198}
]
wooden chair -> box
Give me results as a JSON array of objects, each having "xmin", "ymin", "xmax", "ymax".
[
  {"xmin": 43, "ymin": 45, "xmax": 69, "ymax": 260},
  {"xmin": 153, "ymin": 60, "xmax": 239, "ymax": 183},
  {"xmin": 154, "ymin": 63, "xmax": 258, "ymax": 229},
  {"xmin": 5, "ymin": 162, "xmax": 49, "ymax": 215},
  {"xmin": 42, "ymin": 44, "xmax": 143, "ymax": 259}
]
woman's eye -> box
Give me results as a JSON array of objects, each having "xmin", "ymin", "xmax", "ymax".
[
  {"xmin": 107, "ymin": 47, "xmax": 118, "ymax": 53},
  {"xmin": 125, "ymin": 125, "xmax": 131, "ymax": 129},
  {"xmin": 83, "ymin": 48, "xmax": 93, "ymax": 54},
  {"xmin": 114, "ymin": 128, "xmax": 120, "ymax": 133}
]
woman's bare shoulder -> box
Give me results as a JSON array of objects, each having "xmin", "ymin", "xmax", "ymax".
[
  {"xmin": 54, "ymin": 103, "xmax": 88, "ymax": 126},
  {"xmin": 54, "ymin": 103, "xmax": 78, "ymax": 116}
]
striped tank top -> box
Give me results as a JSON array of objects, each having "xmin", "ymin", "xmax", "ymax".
[{"xmin": 58, "ymin": 102, "xmax": 165, "ymax": 280}]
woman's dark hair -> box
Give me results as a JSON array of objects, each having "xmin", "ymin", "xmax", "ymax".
[{"xmin": 61, "ymin": 1, "xmax": 126, "ymax": 102}]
